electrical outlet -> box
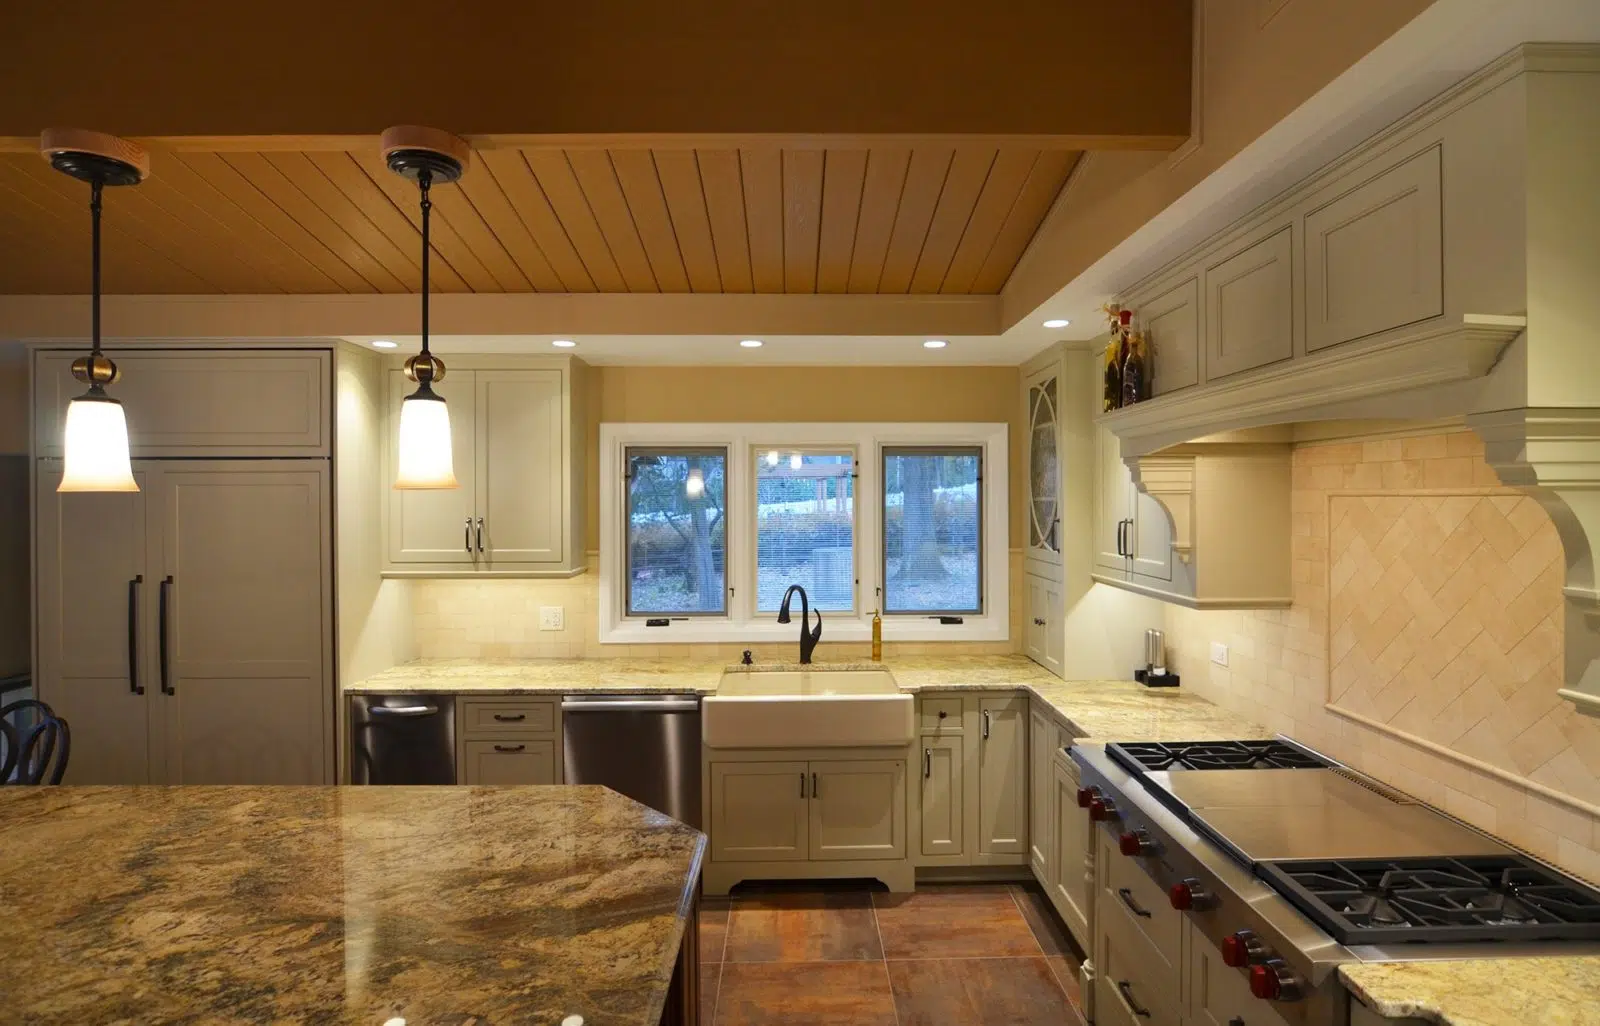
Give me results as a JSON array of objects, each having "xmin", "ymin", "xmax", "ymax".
[
  {"xmin": 1210, "ymin": 641, "xmax": 1229, "ymax": 667},
  {"xmin": 538, "ymin": 606, "xmax": 565, "ymax": 631}
]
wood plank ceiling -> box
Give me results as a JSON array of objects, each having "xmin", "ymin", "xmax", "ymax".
[{"xmin": 0, "ymin": 145, "xmax": 1080, "ymax": 296}]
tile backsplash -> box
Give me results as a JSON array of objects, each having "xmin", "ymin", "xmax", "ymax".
[
  {"xmin": 407, "ymin": 551, "xmax": 1025, "ymax": 663},
  {"xmin": 1166, "ymin": 430, "xmax": 1600, "ymax": 882}
]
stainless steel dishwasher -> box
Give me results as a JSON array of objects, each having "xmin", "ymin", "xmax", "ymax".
[
  {"xmin": 561, "ymin": 694, "xmax": 702, "ymax": 828},
  {"xmin": 349, "ymin": 694, "xmax": 458, "ymax": 784}
]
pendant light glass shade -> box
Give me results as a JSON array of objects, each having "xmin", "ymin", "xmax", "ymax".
[
  {"xmin": 58, "ymin": 394, "xmax": 137, "ymax": 492},
  {"xmin": 394, "ymin": 394, "xmax": 457, "ymax": 489}
]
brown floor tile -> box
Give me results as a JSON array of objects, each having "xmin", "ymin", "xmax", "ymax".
[
  {"xmin": 714, "ymin": 961, "xmax": 898, "ymax": 1026},
  {"xmin": 888, "ymin": 957, "xmax": 1079, "ymax": 1026},
  {"xmin": 700, "ymin": 963, "xmax": 722, "ymax": 1023},
  {"xmin": 873, "ymin": 885, "xmax": 1043, "ymax": 959},
  {"xmin": 1009, "ymin": 884, "xmax": 1082, "ymax": 958},
  {"xmin": 725, "ymin": 891, "xmax": 882, "ymax": 963},
  {"xmin": 1045, "ymin": 954, "xmax": 1084, "ymax": 1014},
  {"xmin": 701, "ymin": 900, "xmax": 731, "ymax": 963}
]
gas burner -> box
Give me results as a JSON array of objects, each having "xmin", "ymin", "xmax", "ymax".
[
  {"xmin": 1108, "ymin": 739, "xmax": 1331, "ymax": 773},
  {"xmin": 1258, "ymin": 855, "xmax": 1600, "ymax": 944}
]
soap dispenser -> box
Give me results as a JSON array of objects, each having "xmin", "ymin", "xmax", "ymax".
[{"xmin": 871, "ymin": 609, "xmax": 883, "ymax": 662}]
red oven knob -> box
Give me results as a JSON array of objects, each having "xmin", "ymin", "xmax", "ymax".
[
  {"xmin": 1221, "ymin": 930, "xmax": 1260, "ymax": 967},
  {"xmin": 1076, "ymin": 787, "xmax": 1097, "ymax": 809},
  {"xmin": 1118, "ymin": 830, "xmax": 1153, "ymax": 856},
  {"xmin": 1167, "ymin": 877, "xmax": 1212, "ymax": 910},
  {"xmin": 1088, "ymin": 796, "xmax": 1118, "ymax": 821},
  {"xmin": 1249, "ymin": 959, "xmax": 1303, "ymax": 1002}
]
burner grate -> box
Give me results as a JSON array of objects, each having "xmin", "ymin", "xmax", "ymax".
[
  {"xmin": 1109, "ymin": 739, "xmax": 1330, "ymax": 773},
  {"xmin": 1259, "ymin": 855, "xmax": 1600, "ymax": 944}
]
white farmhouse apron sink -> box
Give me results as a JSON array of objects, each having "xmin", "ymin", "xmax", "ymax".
[{"xmin": 703, "ymin": 670, "xmax": 913, "ymax": 748}]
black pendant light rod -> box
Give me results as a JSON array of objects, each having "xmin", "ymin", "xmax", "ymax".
[
  {"xmin": 418, "ymin": 168, "xmax": 432, "ymax": 357},
  {"xmin": 90, "ymin": 178, "xmax": 103, "ymax": 360}
]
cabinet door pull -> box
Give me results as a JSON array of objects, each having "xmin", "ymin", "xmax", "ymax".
[
  {"xmin": 811, "ymin": 772, "xmax": 818, "ymax": 798},
  {"xmin": 465, "ymin": 517, "xmax": 473, "ymax": 554},
  {"xmin": 476, "ymin": 517, "xmax": 484, "ymax": 553},
  {"xmin": 982, "ymin": 710, "xmax": 991, "ymax": 740},
  {"xmin": 924, "ymin": 748, "xmax": 932, "ymax": 779},
  {"xmin": 1116, "ymin": 980, "xmax": 1152, "ymax": 1018},
  {"xmin": 158, "ymin": 575, "xmax": 174, "ymax": 695},
  {"xmin": 493, "ymin": 743, "xmax": 526, "ymax": 753},
  {"xmin": 1033, "ymin": 617, "xmax": 1046, "ymax": 626},
  {"xmin": 127, "ymin": 575, "xmax": 143, "ymax": 695},
  {"xmin": 800, "ymin": 772, "xmax": 807, "ymax": 798},
  {"xmin": 492, "ymin": 713, "xmax": 526, "ymax": 722},
  {"xmin": 1117, "ymin": 887, "xmax": 1152, "ymax": 918},
  {"xmin": 1228, "ymin": 1019, "xmax": 1246, "ymax": 1026},
  {"xmin": 1115, "ymin": 519, "xmax": 1123, "ymax": 556}
]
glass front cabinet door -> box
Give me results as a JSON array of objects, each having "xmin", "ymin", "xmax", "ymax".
[{"xmin": 1026, "ymin": 367, "xmax": 1062, "ymax": 570}]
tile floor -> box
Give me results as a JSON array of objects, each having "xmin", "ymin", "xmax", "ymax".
[{"xmin": 698, "ymin": 882, "xmax": 1087, "ymax": 1026}]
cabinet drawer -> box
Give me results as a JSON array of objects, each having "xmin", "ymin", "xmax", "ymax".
[
  {"xmin": 1189, "ymin": 922, "xmax": 1294, "ymax": 1026},
  {"xmin": 1100, "ymin": 826, "xmax": 1183, "ymax": 969},
  {"xmin": 1096, "ymin": 879, "xmax": 1181, "ymax": 1026},
  {"xmin": 918, "ymin": 696, "xmax": 964, "ymax": 732},
  {"xmin": 460, "ymin": 698, "xmax": 557, "ymax": 735},
  {"xmin": 461, "ymin": 740, "xmax": 556, "ymax": 785}
]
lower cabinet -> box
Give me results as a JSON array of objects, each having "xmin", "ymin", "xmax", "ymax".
[
  {"xmin": 1051, "ymin": 755, "xmax": 1090, "ymax": 945},
  {"xmin": 1028, "ymin": 705, "xmax": 1054, "ymax": 878},
  {"xmin": 1186, "ymin": 923, "xmax": 1293, "ymax": 1026},
  {"xmin": 914, "ymin": 693, "xmax": 1029, "ymax": 868},
  {"xmin": 461, "ymin": 739, "xmax": 557, "ymax": 784},
  {"xmin": 705, "ymin": 753, "xmax": 910, "ymax": 892}
]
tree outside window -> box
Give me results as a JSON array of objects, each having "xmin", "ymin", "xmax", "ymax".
[
  {"xmin": 625, "ymin": 448, "xmax": 727, "ymax": 615},
  {"xmin": 882, "ymin": 447, "xmax": 982, "ymax": 614}
]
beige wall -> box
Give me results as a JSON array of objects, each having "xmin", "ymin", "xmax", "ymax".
[
  {"xmin": 1004, "ymin": 0, "xmax": 1436, "ymax": 323},
  {"xmin": 1165, "ymin": 430, "xmax": 1600, "ymax": 883}
]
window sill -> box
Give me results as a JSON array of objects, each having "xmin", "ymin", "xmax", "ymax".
[{"xmin": 597, "ymin": 615, "xmax": 1008, "ymax": 646}]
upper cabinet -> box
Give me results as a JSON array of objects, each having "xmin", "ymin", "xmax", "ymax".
[
  {"xmin": 1130, "ymin": 276, "xmax": 1199, "ymax": 397},
  {"xmin": 1204, "ymin": 225, "xmax": 1294, "ymax": 380},
  {"xmin": 384, "ymin": 356, "xmax": 588, "ymax": 577},
  {"xmin": 34, "ymin": 350, "xmax": 330, "ymax": 457},
  {"xmin": 1024, "ymin": 362, "xmax": 1064, "ymax": 572}
]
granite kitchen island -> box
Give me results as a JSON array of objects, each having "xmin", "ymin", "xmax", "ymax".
[{"xmin": 0, "ymin": 785, "xmax": 705, "ymax": 1025}]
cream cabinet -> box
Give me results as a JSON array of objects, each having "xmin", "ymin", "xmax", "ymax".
[
  {"xmin": 1023, "ymin": 574, "xmax": 1063, "ymax": 676},
  {"xmin": 1204, "ymin": 225, "xmax": 1295, "ymax": 380},
  {"xmin": 33, "ymin": 349, "xmax": 331, "ymax": 457},
  {"xmin": 709, "ymin": 761, "xmax": 812, "ymax": 862},
  {"xmin": 456, "ymin": 697, "xmax": 562, "ymax": 785},
  {"xmin": 1094, "ymin": 424, "xmax": 1174, "ymax": 584},
  {"xmin": 36, "ymin": 460, "xmax": 333, "ymax": 784},
  {"xmin": 811, "ymin": 760, "xmax": 907, "ymax": 860},
  {"xmin": 919, "ymin": 735, "xmax": 963, "ymax": 858},
  {"xmin": 1186, "ymin": 922, "xmax": 1293, "ymax": 1026},
  {"xmin": 461, "ymin": 740, "xmax": 558, "ymax": 784},
  {"xmin": 1128, "ymin": 275, "xmax": 1200, "ymax": 397},
  {"xmin": 977, "ymin": 695, "xmax": 1027, "ymax": 856},
  {"xmin": 1024, "ymin": 362, "xmax": 1064, "ymax": 572},
  {"xmin": 1051, "ymin": 755, "xmax": 1091, "ymax": 947},
  {"xmin": 1027, "ymin": 703, "xmax": 1054, "ymax": 881},
  {"xmin": 384, "ymin": 357, "xmax": 587, "ymax": 576}
]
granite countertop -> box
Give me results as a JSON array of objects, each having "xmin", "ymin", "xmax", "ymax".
[
  {"xmin": 347, "ymin": 654, "xmax": 1273, "ymax": 742},
  {"xmin": 0, "ymin": 785, "xmax": 705, "ymax": 1025},
  {"xmin": 1339, "ymin": 956, "xmax": 1600, "ymax": 1026}
]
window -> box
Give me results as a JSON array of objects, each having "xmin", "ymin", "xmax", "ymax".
[
  {"xmin": 882, "ymin": 447, "xmax": 982, "ymax": 614},
  {"xmin": 600, "ymin": 423, "xmax": 1007, "ymax": 644},
  {"xmin": 755, "ymin": 450, "xmax": 855, "ymax": 612},
  {"xmin": 625, "ymin": 447, "xmax": 727, "ymax": 615}
]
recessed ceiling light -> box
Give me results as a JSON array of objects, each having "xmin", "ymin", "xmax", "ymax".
[
  {"xmin": 551, "ymin": 339, "xmax": 577, "ymax": 348},
  {"xmin": 1043, "ymin": 319, "xmax": 1070, "ymax": 329},
  {"xmin": 739, "ymin": 339, "xmax": 764, "ymax": 348},
  {"xmin": 923, "ymin": 339, "xmax": 948, "ymax": 349},
  {"xmin": 371, "ymin": 339, "xmax": 398, "ymax": 349}
]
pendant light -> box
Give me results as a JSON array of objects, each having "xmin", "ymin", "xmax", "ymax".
[
  {"xmin": 383, "ymin": 126, "xmax": 469, "ymax": 490},
  {"xmin": 43, "ymin": 129, "xmax": 149, "ymax": 493}
]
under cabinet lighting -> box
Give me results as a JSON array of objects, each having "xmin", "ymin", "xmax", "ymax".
[
  {"xmin": 739, "ymin": 339, "xmax": 764, "ymax": 348},
  {"xmin": 552, "ymin": 339, "xmax": 577, "ymax": 348},
  {"xmin": 1043, "ymin": 319, "xmax": 1069, "ymax": 329},
  {"xmin": 923, "ymin": 339, "xmax": 948, "ymax": 349}
]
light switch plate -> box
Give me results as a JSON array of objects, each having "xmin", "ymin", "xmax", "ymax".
[
  {"xmin": 539, "ymin": 606, "xmax": 565, "ymax": 631},
  {"xmin": 1210, "ymin": 641, "xmax": 1229, "ymax": 667}
]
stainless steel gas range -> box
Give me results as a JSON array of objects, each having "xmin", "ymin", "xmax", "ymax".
[{"xmin": 1072, "ymin": 738, "xmax": 1600, "ymax": 1026}]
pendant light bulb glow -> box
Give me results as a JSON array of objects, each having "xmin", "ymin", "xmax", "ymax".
[
  {"xmin": 394, "ymin": 395, "xmax": 457, "ymax": 489},
  {"xmin": 58, "ymin": 395, "xmax": 137, "ymax": 492},
  {"xmin": 42, "ymin": 128, "xmax": 149, "ymax": 494},
  {"xmin": 789, "ymin": 452, "xmax": 803, "ymax": 470},
  {"xmin": 384, "ymin": 126, "xmax": 469, "ymax": 491},
  {"xmin": 685, "ymin": 467, "xmax": 705, "ymax": 497},
  {"xmin": 765, "ymin": 450, "xmax": 780, "ymax": 467}
]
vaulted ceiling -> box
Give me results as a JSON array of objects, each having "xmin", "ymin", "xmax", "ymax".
[{"xmin": 0, "ymin": 143, "xmax": 1080, "ymax": 296}]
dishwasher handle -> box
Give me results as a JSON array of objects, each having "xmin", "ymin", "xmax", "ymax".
[
  {"xmin": 368, "ymin": 704, "xmax": 441, "ymax": 717},
  {"xmin": 561, "ymin": 698, "xmax": 700, "ymax": 713}
]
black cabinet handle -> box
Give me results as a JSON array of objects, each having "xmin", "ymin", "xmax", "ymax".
[
  {"xmin": 1228, "ymin": 1018, "xmax": 1246, "ymax": 1026},
  {"xmin": 982, "ymin": 710, "xmax": 991, "ymax": 740},
  {"xmin": 1033, "ymin": 617, "xmax": 1046, "ymax": 626},
  {"xmin": 1117, "ymin": 980, "xmax": 1151, "ymax": 1018},
  {"xmin": 158, "ymin": 576, "xmax": 174, "ymax": 695},
  {"xmin": 476, "ymin": 517, "xmax": 484, "ymax": 553},
  {"xmin": 1117, "ymin": 887, "xmax": 1152, "ymax": 918},
  {"xmin": 812, "ymin": 772, "xmax": 818, "ymax": 798},
  {"xmin": 492, "ymin": 713, "xmax": 525, "ymax": 722},
  {"xmin": 1049, "ymin": 516, "xmax": 1061, "ymax": 552},
  {"xmin": 127, "ymin": 575, "xmax": 143, "ymax": 695},
  {"xmin": 800, "ymin": 772, "xmax": 806, "ymax": 798},
  {"xmin": 493, "ymin": 744, "xmax": 525, "ymax": 753},
  {"xmin": 924, "ymin": 748, "xmax": 932, "ymax": 779}
]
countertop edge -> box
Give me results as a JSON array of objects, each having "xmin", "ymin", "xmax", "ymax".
[{"xmin": 1337, "ymin": 968, "xmax": 1455, "ymax": 1026}]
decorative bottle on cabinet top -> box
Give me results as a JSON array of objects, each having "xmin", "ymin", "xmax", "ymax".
[
  {"xmin": 1122, "ymin": 330, "xmax": 1147, "ymax": 407},
  {"xmin": 1103, "ymin": 337, "xmax": 1123, "ymax": 412}
]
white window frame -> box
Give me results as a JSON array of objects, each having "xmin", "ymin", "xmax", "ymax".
[{"xmin": 599, "ymin": 422, "xmax": 1009, "ymax": 645}]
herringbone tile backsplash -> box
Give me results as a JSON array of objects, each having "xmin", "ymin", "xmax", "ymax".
[{"xmin": 1168, "ymin": 431, "xmax": 1600, "ymax": 882}]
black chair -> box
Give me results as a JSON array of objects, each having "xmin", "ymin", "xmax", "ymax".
[{"xmin": 0, "ymin": 700, "xmax": 71, "ymax": 785}]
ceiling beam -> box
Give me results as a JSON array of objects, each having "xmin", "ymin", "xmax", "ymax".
[
  {"xmin": 0, "ymin": 292, "xmax": 1001, "ymax": 341},
  {"xmin": 0, "ymin": 1, "xmax": 1191, "ymax": 143}
]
